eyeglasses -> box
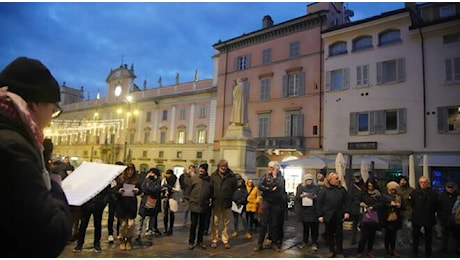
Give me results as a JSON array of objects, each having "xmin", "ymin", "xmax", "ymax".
[{"xmin": 51, "ymin": 103, "xmax": 62, "ymax": 119}]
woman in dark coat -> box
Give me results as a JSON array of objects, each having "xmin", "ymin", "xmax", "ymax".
[
  {"xmin": 383, "ymin": 181, "xmax": 403, "ymax": 257},
  {"xmin": 356, "ymin": 179, "xmax": 384, "ymax": 258},
  {"xmin": 114, "ymin": 163, "xmax": 140, "ymax": 250},
  {"xmin": 295, "ymin": 173, "xmax": 321, "ymax": 251}
]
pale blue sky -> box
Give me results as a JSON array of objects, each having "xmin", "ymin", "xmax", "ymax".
[{"xmin": 0, "ymin": 2, "xmax": 405, "ymax": 98}]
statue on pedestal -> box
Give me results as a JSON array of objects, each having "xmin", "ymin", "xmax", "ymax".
[{"xmin": 231, "ymin": 78, "xmax": 246, "ymax": 126}]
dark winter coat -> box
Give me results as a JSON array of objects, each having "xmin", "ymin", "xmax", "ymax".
[
  {"xmin": 0, "ymin": 113, "xmax": 71, "ymax": 257},
  {"xmin": 114, "ymin": 179, "xmax": 141, "ymax": 219},
  {"xmin": 232, "ymin": 183, "xmax": 248, "ymax": 208},
  {"xmin": 138, "ymin": 176, "xmax": 162, "ymax": 217},
  {"xmin": 295, "ymin": 183, "xmax": 320, "ymax": 222},
  {"xmin": 399, "ymin": 185, "xmax": 414, "ymax": 220},
  {"xmin": 258, "ymin": 172, "xmax": 287, "ymax": 205},
  {"xmin": 383, "ymin": 193, "xmax": 404, "ymax": 230},
  {"xmin": 210, "ymin": 168, "xmax": 238, "ymax": 209},
  {"xmin": 348, "ymin": 181, "xmax": 365, "ymax": 216},
  {"xmin": 360, "ymin": 189, "xmax": 385, "ymax": 227},
  {"xmin": 317, "ymin": 182, "xmax": 350, "ymax": 222},
  {"xmin": 438, "ymin": 190, "xmax": 458, "ymax": 225},
  {"xmin": 409, "ymin": 187, "xmax": 439, "ymax": 227},
  {"xmin": 186, "ymin": 174, "xmax": 213, "ymax": 213}
]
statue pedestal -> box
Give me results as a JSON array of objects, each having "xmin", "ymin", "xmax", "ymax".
[{"xmin": 220, "ymin": 125, "xmax": 256, "ymax": 180}]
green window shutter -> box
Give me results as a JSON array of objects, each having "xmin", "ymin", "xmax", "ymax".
[
  {"xmin": 398, "ymin": 108, "xmax": 406, "ymax": 133},
  {"xmin": 299, "ymin": 71, "xmax": 305, "ymax": 95},
  {"xmin": 234, "ymin": 57, "xmax": 238, "ymax": 71},
  {"xmin": 285, "ymin": 113, "xmax": 291, "ymax": 136},
  {"xmin": 445, "ymin": 58, "xmax": 452, "ymax": 81},
  {"xmin": 325, "ymin": 71, "xmax": 331, "ymax": 91},
  {"xmin": 343, "ymin": 68, "xmax": 350, "ymax": 89},
  {"xmin": 350, "ymin": 112, "xmax": 357, "ymax": 135},
  {"xmin": 397, "ymin": 58, "xmax": 405, "ymax": 82},
  {"xmin": 437, "ymin": 107, "xmax": 448, "ymax": 133},
  {"xmin": 376, "ymin": 62, "xmax": 382, "ymax": 84},
  {"xmin": 282, "ymin": 75, "xmax": 288, "ymax": 97}
]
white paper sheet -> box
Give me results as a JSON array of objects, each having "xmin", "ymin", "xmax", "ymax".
[
  {"xmin": 302, "ymin": 196, "xmax": 313, "ymax": 206},
  {"xmin": 122, "ymin": 183, "xmax": 135, "ymax": 197},
  {"xmin": 61, "ymin": 161, "xmax": 126, "ymax": 206},
  {"xmin": 232, "ymin": 201, "xmax": 243, "ymax": 214}
]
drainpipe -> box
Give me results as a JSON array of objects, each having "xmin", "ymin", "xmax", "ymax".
[
  {"xmin": 318, "ymin": 13, "xmax": 324, "ymax": 150},
  {"xmin": 417, "ymin": 23, "xmax": 427, "ymax": 147}
]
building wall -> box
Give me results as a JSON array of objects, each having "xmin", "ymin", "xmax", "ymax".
[{"xmin": 322, "ymin": 11, "xmax": 425, "ymax": 154}]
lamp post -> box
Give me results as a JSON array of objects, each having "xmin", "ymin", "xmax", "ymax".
[{"xmin": 116, "ymin": 95, "xmax": 138, "ymax": 163}]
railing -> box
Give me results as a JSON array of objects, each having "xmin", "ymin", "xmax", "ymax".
[{"xmin": 255, "ymin": 136, "xmax": 304, "ymax": 149}]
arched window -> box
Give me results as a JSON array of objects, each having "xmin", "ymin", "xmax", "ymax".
[
  {"xmin": 329, "ymin": 41, "xmax": 347, "ymax": 56},
  {"xmin": 352, "ymin": 35, "xmax": 373, "ymax": 51},
  {"xmin": 379, "ymin": 29, "xmax": 401, "ymax": 46}
]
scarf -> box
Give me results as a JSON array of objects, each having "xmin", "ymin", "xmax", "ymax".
[
  {"xmin": 0, "ymin": 86, "xmax": 51, "ymax": 190},
  {"xmin": 367, "ymin": 188, "xmax": 382, "ymax": 199}
]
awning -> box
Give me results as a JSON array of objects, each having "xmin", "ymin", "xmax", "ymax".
[
  {"xmin": 417, "ymin": 154, "xmax": 460, "ymax": 167},
  {"xmin": 281, "ymin": 156, "xmax": 334, "ymax": 169}
]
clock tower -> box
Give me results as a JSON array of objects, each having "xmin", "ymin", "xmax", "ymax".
[{"xmin": 106, "ymin": 63, "xmax": 137, "ymax": 102}]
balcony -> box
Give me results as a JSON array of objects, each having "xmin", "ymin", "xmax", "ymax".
[{"xmin": 255, "ymin": 136, "xmax": 304, "ymax": 150}]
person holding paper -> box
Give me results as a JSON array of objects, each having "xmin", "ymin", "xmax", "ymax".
[
  {"xmin": 161, "ymin": 169, "xmax": 181, "ymax": 236},
  {"xmin": 0, "ymin": 57, "xmax": 71, "ymax": 257},
  {"xmin": 113, "ymin": 163, "xmax": 140, "ymax": 251},
  {"xmin": 231, "ymin": 175, "xmax": 249, "ymax": 239},
  {"xmin": 295, "ymin": 173, "xmax": 320, "ymax": 252}
]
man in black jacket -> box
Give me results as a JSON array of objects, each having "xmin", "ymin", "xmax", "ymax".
[
  {"xmin": 210, "ymin": 159, "xmax": 237, "ymax": 249},
  {"xmin": 409, "ymin": 176, "xmax": 439, "ymax": 257},
  {"xmin": 0, "ymin": 57, "xmax": 71, "ymax": 257}
]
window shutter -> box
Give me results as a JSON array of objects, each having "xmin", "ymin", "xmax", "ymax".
[
  {"xmin": 376, "ymin": 62, "xmax": 382, "ymax": 84},
  {"xmin": 357, "ymin": 66, "xmax": 362, "ymax": 86},
  {"xmin": 234, "ymin": 57, "xmax": 239, "ymax": 71},
  {"xmin": 369, "ymin": 111, "xmax": 377, "ymax": 134},
  {"xmin": 325, "ymin": 71, "xmax": 331, "ymax": 91},
  {"xmin": 282, "ymin": 75, "xmax": 288, "ymax": 97},
  {"xmin": 343, "ymin": 68, "xmax": 350, "ymax": 89},
  {"xmin": 398, "ymin": 108, "xmax": 406, "ymax": 133},
  {"xmin": 363, "ymin": 64, "xmax": 369, "ymax": 86},
  {"xmin": 445, "ymin": 58, "xmax": 452, "ymax": 81},
  {"xmin": 349, "ymin": 112, "xmax": 357, "ymax": 135},
  {"xmin": 437, "ymin": 106, "xmax": 448, "ymax": 133},
  {"xmin": 285, "ymin": 113, "xmax": 291, "ymax": 136},
  {"xmin": 299, "ymin": 71, "xmax": 305, "ymax": 95},
  {"xmin": 397, "ymin": 58, "xmax": 405, "ymax": 81},
  {"xmin": 296, "ymin": 113, "xmax": 304, "ymax": 136}
]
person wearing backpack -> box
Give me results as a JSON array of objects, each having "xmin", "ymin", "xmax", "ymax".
[{"xmin": 438, "ymin": 182, "xmax": 458, "ymax": 252}]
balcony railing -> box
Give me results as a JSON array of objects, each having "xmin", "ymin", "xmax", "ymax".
[{"xmin": 255, "ymin": 136, "xmax": 304, "ymax": 150}]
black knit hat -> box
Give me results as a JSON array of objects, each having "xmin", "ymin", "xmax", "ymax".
[
  {"xmin": 149, "ymin": 167, "xmax": 161, "ymax": 176},
  {"xmin": 0, "ymin": 57, "xmax": 61, "ymax": 103},
  {"xmin": 199, "ymin": 163, "xmax": 208, "ymax": 172}
]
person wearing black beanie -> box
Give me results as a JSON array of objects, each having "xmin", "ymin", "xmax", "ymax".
[{"xmin": 0, "ymin": 57, "xmax": 71, "ymax": 257}]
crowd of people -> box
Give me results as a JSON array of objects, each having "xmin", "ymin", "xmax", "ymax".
[{"xmin": 59, "ymin": 157, "xmax": 460, "ymax": 258}]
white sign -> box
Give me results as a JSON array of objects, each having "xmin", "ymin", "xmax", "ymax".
[{"xmin": 62, "ymin": 161, "xmax": 126, "ymax": 206}]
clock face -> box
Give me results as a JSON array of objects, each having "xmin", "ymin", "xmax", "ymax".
[{"xmin": 114, "ymin": 85, "xmax": 122, "ymax": 97}]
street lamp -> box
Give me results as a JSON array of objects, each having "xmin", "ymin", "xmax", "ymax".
[{"xmin": 116, "ymin": 94, "xmax": 138, "ymax": 163}]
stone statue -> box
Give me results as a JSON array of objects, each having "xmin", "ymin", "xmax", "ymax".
[
  {"xmin": 175, "ymin": 72, "xmax": 180, "ymax": 85},
  {"xmin": 194, "ymin": 69, "xmax": 198, "ymax": 81},
  {"xmin": 231, "ymin": 78, "xmax": 246, "ymax": 126}
]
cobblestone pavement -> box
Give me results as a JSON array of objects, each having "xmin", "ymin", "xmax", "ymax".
[{"xmin": 60, "ymin": 206, "xmax": 460, "ymax": 258}]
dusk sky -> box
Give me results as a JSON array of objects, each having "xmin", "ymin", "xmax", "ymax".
[{"xmin": 0, "ymin": 2, "xmax": 406, "ymax": 98}]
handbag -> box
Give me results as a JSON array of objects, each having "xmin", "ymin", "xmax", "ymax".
[
  {"xmin": 145, "ymin": 195, "xmax": 157, "ymax": 209},
  {"xmin": 387, "ymin": 211, "xmax": 398, "ymax": 221},
  {"xmin": 362, "ymin": 208, "xmax": 379, "ymax": 223}
]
